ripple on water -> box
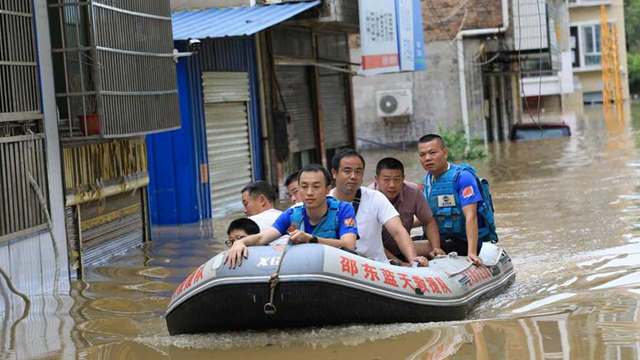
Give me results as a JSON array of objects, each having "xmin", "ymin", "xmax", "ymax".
[
  {"xmin": 78, "ymin": 318, "xmax": 141, "ymax": 337},
  {"xmin": 89, "ymin": 297, "xmax": 168, "ymax": 314},
  {"xmin": 123, "ymin": 281, "xmax": 176, "ymax": 293},
  {"xmin": 135, "ymin": 322, "xmax": 463, "ymax": 351}
]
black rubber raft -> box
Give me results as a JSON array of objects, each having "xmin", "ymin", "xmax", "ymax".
[{"xmin": 165, "ymin": 243, "xmax": 515, "ymax": 335}]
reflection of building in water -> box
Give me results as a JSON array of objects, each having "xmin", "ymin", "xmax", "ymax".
[
  {"xmin": 518, "ymin": 313, "xmax": 572, "ymax": 360},
  {"xmin": 406, "ymin": 325, "xmax": 472, "ymax": 360},
  {"xmin": 600, "ymin": 295, "xmax": 640, "ymax": 360}
]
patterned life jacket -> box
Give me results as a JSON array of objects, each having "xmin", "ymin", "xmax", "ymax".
[
  {"xmin": 290, "ymin": 196, "xmax": 341, "ymax": 238},
  {"xmin": 424, "ymin": 163, "xmax": 498, "ymax": 243}
]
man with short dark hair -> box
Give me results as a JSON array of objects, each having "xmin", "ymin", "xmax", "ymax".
[
  {"xmin": 284, "ymin": 171, "xmax": 302, "ymax": 204},
  {"xmin": 329, "ymin": 149, "xmax": 428, "ymax": 266},
  {"xmin": 226, "ymin": 164, "xmax": 358, "ymax": 268},
  {"xmin": 370, "ymin": 157, "xmax": 443, "ymax": 264},
  {"xmin": 419, "ymin": 133, "xmax": 493, "ymax": 266},
  {"xmin": 241, "ymin": 180, "xmax": 282, "ymax": 232}
]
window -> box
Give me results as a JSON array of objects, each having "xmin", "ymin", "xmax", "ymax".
[
  {"xmin": 570, "ymin": 23, "xmax": 603, "ymax": 68},
  {"xmin": 583, "ymin": 24, "xmax": 601, "ymax": 65}
]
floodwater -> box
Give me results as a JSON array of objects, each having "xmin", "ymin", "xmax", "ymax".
[{"xmin": 3, "ymin": 103, "xmax": 640, "ymax": 359}]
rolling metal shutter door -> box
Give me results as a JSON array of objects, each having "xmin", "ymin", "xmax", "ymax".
[
  {"xmin": 203, "ymin": 72, "xmax": 253, "ymax": 215},
  {"xmin": 319, "ymin": 68, "xmax": 350, "ymax": 148},
  {"xmin": 275, "ymin": 66, "xmax": 316, "ymax": 152}
]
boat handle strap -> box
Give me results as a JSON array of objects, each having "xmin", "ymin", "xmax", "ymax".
[{"xmin": 264, "ymin": 241, "xmax": 291, "ymax": 315}]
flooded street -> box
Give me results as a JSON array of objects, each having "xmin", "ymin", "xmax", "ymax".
[{"xmin": 4, "ymin": 103, "xmax": 640, "ymax": 359}]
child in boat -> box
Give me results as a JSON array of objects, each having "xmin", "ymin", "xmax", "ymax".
[{"xmin": 226, "ymin": 218, "xmax": 260, "ymax": 248}]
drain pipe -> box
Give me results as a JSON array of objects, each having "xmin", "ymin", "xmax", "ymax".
[{"xmin": 456, "ymin": 0, "xmax": 510, "ymax": 150}]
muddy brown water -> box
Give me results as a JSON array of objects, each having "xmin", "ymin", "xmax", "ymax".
[{"xmin": 3, "ymin": 103, "xmax": 640, "ymax": 359}]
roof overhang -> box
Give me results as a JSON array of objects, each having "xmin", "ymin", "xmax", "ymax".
[{"xmin": 172, "ymin": 1, "xmax": 321, "ymax": 40}]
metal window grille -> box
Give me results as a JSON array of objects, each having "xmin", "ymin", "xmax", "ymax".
[
  {"xmin": 0, "ymin": 0, "xmax": 48, "ymax": 241},
  {"xmin": 0, "ymin": 135, "xmax": 49, "ymax": 240},
  {"xmin": 0, "ymin": 1, "xmax": 41, "ymax": 121},
  {"xmin": 48, "ymin": 0, "xmax": 180, "ymax": 138}
]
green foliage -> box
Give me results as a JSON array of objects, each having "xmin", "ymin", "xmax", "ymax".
[
  {"xmin": 626, "ymin": 0, "xmax": 640, "ymax": 94},
  {"xmin": 626, "ymin": 0, "xmax": 640, "ymax": 52},
  {"xmin": 438, "ymin": 127, "xmax": 486, "ymax": 161},
  {"xmin": 629, "ymin": 53, "xmax": 640, "ymax": 94}
]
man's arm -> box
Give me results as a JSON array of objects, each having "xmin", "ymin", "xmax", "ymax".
[
  {"xmin": 225, "ymin": 227, "xmax": 281, "ymax": 268},
  {"xmin": 385, "ymin": 248, "xmax": 408, "ymax": 266},
  {"xmin": 462, "ymin": 204, "xmax": 482, "ymax": 266},
  {"xmin": 384, "ymin": 216, "xmax": 427, "ymax": 266},
  {"xmin": 289, "ymin": 230, "xmax": 356, "ymax": 250}
]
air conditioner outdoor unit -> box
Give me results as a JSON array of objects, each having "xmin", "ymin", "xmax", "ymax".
[{"xmin": 376, "ymin": 89, "xmax": 413, "ymax": 118}]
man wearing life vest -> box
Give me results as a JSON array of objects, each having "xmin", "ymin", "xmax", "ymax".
[
  {"xmin": 418, "ymin": 134, "xmax": 497, "ymax": 266},
  {"xmin": 225, "ymin": 164, "xmax": 358, "ymax": 268}
]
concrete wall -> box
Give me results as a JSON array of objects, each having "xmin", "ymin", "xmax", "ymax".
[
  {"xmin": 352, "ymin": 39, "xmax": 492, "ymax": 149},
  {"xmin": 423, "ymin": 0, "xmax": 505, "ymax": 41}
]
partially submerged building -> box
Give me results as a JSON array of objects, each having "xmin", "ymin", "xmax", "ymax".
[
  {"xmin": 1, "ymin": 0, "xmax": 180, "ymax": 289},
  {"xmin": 147, "ymin": 0, "xmax": 359, "ymax": 220},
  {"xmin": 352, "ymin": 0, "xmax": 584, "ymax": 146}
]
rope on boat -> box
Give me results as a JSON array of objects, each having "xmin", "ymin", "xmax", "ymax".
[{"xmin": 264, "ymin": 240, "xmax": 291, "ymax": 315}]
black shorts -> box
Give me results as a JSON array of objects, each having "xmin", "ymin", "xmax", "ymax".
[{"xmin": 442, "ymin": 238, "xmax": 483, "ymax": 256}]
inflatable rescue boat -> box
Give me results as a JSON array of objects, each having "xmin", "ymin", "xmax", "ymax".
[{"xmin": 165, "ymin": 243, "xmax": 515, "ymax": 335}]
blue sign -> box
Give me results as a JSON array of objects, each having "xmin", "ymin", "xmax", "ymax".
[{"xmin": 413, "ymin": 0, "xmax": 426, "ymax": 71}]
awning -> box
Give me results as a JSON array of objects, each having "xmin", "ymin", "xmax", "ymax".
[{"xmin": 172, "ymin": 1, "xmax": 321, "ymax": 40}]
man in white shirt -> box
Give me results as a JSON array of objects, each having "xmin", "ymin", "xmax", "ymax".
[
  {"xmin": 241, "ymin": 181, "xmax": 282, "ymax": 231},
  {"xmin": 329, "ymin": 149, "xmax": 428, "ymax": 266}
]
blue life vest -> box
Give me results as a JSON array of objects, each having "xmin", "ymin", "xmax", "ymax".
[
  {"xmin": 424, "ymin": 163, "xmax": 498, "ymax": 243},
  {"xmin": 290, "ymin": 197, "xmax": 341, "ymax": 239}
]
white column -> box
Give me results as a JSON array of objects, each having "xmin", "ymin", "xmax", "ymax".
[{"xmin": 34, "ymin": 0, "xmax": 70, "ymax": 285}]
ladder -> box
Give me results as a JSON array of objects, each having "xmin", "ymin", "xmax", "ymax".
[{"xmin": 600, "ymin": 4, "xmax": 623, "ymax": 106}]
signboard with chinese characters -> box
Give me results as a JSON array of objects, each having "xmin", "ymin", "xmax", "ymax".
[
  {"xmin": 396, "ymin": 0, "xmax": 414, "ymax": 71},
  {"xmin": 323, "ymin": 247, "xmax": 456, "ymax": 297},
  {"xmin": 358, "ymin": 0, "xmax": 400, "ymax": 75},
  {"xmin": 359, "ymin": 0, "xmax": 426, "ymax": 75}
]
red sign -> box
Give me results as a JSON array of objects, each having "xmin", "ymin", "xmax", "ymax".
[
  {"xmin": 460, "ymin": 266, "xmax": 492, "ymax": 287},
  {"xmin": 340, "ymin": 256, "xmax": 359, "ymax": 276},
  {"xmin": 336, "ymin": 256, "xmax": 452, "ymax": 295},
  {"xmin": 173, "ymin": 265, "xmax": 204, "ymax": 299}
]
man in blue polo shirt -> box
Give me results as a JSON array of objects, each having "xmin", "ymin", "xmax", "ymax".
[
  {"xmin": 418, "ymin": 134, "xmax": 491, "ymax": 266},
  {"xmin": 225, "ymin": 164, "xmax": 358, "ymax": 268}
]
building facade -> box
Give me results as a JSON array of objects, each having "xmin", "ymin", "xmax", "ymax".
[
  {"xmin": 352, "ymin": 0, "xmax": 521, "ymax": 147},
  {"xmin": 1, "ymin": 0, "xmax": 181, "ymax": 296},
  {"xmin": 147, "ymin": 0, "xmax": 358, "ymax": 220},
  {"xmin": 568, "ymin": 0, "xmax": 629, "ymax": 104}
]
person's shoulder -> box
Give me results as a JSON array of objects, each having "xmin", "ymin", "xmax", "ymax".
[
  {"xmin": 361, "ymin": 186, "xmax": 381, "ymax": 198},
  {"xmin": 337, "ymin": 200, "xmax": 356, "ymax": 215},
  {"xmin": 403, "ymin": 181, "xmax": 426, "ymax": 199},
  {"xmin": 403, "ymin": 181, "xmax": 419, "ymax": 191},
  {"xmin": 366, "ymin": 182, "xmax": 376, "ymax": 190},
  {"xmin": 456, "ymin": 167, "xmax": 479, "ymax": 184}
]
